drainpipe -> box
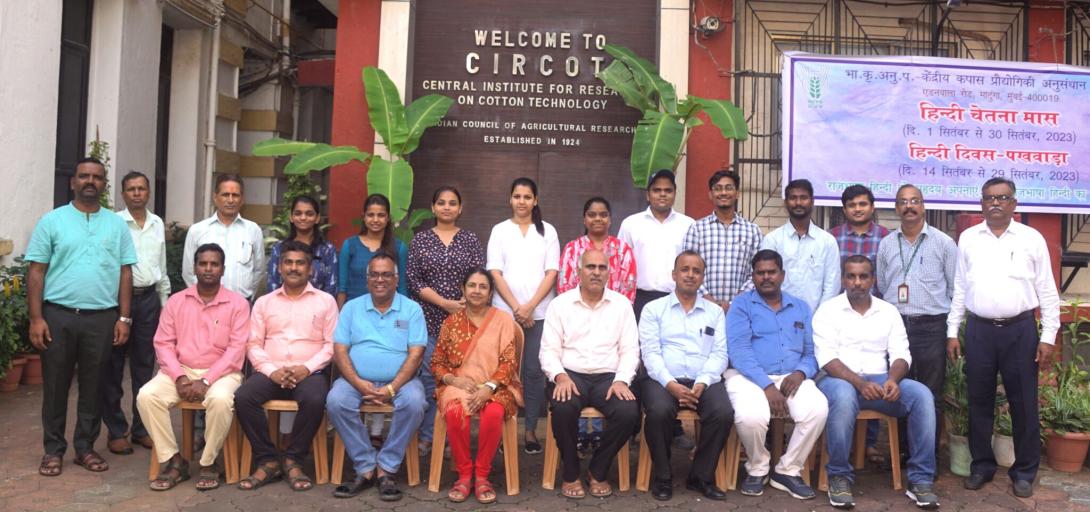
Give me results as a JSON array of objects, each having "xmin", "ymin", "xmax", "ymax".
[{"xmin": 203, "ymin": 1, "xmax": 226, "ymax": 217}]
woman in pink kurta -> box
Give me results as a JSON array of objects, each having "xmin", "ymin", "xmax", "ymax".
[{"xmin": 557, "ymin": 197, "xmax": 637, "ymax": 302}]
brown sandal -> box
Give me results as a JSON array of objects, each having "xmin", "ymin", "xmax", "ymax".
[
  {"xmin": 447, "ymin": 477, "xmax": 472, "ymax": 502},
  {"xmin": 238, "ymin": 461, "xmax": 281, "ymax": 490},
  {"xmin": 588, "ymin": 477, "xmax": 613, "ymax": 498},
  {"xmin": 561, "ymin": 480, "xmax": 586, "ymax": 499},
  {"xmin": 150, "ymin": 458, "xmax": 190, "ymax": 491},
  {"xmin": 476, "ymin": 479, "xmax": 497, "ymax": 504},
  {"xmin": 195, "ymin": 465, "xmax": 220, "ymax": 491},
  {"xmin": 73, "ymin": 450, "xmax": 109, "ymax": 472},
  {"xmin": 38, "ymin": 454, "xmax": 62, "ymax": 477},
  {"xmin": 282, "ymin": 460, "xmax": 312, "ymax": 492}
]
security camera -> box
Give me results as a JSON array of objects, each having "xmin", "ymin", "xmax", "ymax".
[{"xmin": 697, "ymin": 16, "xmax": 723, "ymax": 37}]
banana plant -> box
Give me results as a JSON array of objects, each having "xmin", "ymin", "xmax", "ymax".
[
  {"xmin": 252, "ymin": 66, "xmax": 454, "ymax": 243},
  {"xmin": 597, "ymin": 44, "xmax": 749, "ymax": 188}
]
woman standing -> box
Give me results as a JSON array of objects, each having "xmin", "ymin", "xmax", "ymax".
[
  {"xmin": 406, "ymin": 186, "xmax": 485, "ymax": 454},
  {"xmin": 267, "ymin": 195, "xmax": 338, "ymax": 295},
  {"xmin": 487, "ymin": 177, "xmax": 559, "ymax": 454},
  {"xmin": 556, "ymin": 196, "xmax": 637, "ymax": 301},
  {"xmin": 337, "ymin": 194, "xmax": 408, "ymax": 307},
  {"xmin": 431, "ymin": 269, "xmax": 522, "ymax": 504}
]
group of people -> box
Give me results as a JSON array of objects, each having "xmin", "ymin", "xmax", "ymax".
[{"xmin": 25, "ymin": 157, "xmax": 1059, "ymax": 510}]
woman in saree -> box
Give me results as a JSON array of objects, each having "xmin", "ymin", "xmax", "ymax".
[{"xmin": 431, "ymin": 268, "xmax": 523, "ymax": 504}]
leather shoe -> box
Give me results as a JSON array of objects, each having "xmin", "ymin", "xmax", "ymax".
[
  {"xmin": 133, "ymin": 435, "xmax": 154, "ymax": 449},
  {"xmin": 964, "ymin": 473, "xmax": 993, "ymax": 490},
  {"xmin": 332, "ymin": 475, "xmax": 373, "ymax": 498},
  {"xmin": 1012, "ymin": 480, "xmax": 1034, "ymax": 498},
  {"xmin": 686, "ymin": 476, "xmax": 726, "ymax": 501},
  {"xmin": 107, "ymin": 438, "xmax": 133, "ymax": 455},
  {"xmin": 651, "ymin": 478, "xmax": 673, "ymax": 501}
]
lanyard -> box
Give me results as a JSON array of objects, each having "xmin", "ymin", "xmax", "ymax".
[{"xmin": 897, "ymin": 232, "xmax": 925, "ymax": 284}]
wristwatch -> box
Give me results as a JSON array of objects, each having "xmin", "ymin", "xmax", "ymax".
[
  {"xmin": 484, "ymin": 381, "xmax": 498, "ymax": 392},
  {"xmin": 118, "ymin": 316, "xmax": 132, "ymax": 325},
  {"xmin": 199, "ymin": 378, "xmax": 210, "ymax": 387}
]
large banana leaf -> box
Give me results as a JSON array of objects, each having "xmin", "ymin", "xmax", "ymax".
[
  {"xmin": 597, "ymin": 60, "xmax": 656, "ymax": 111},
  {"xmin": 252, "ymin": 137, "xmax": 317, "ymax": 157},
  {"xmin": 690, "ymin": 97, "xmax": 749, "ymax": 140},
  {"xmin": 604, "ymin": 44, "xmax": 677, "ymax": 114},
  {"xmin": 366, "ymin": 156, "xmax": 414, "ymax": 222},
  {"xmin": 283, "ymin": 144, "xmax": 371, "ymax": 175},
  {"xmin": 393, "ymin": 207, "xmax": 436, "ymax": 244},
  {"xmin": 630, "ymin": 111, "xmax": 684, "ymax": 187},
  {"xmin": 402, "ymin": 94, "xmax": 454, "ymax": 155},
  {"xmin": 362, "ymin": 67, "xmax": 409, "ymax": 155}
]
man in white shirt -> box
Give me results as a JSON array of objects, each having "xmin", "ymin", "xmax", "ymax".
[
  {"xmin": 618, "ymin": 169, "xmax": 694, "ymax": 319},
  {"xmin": 102, "ymin": 171, "xmax": 171, "ymax": 455},
  {"xmin": 946, "ymin": 177, "xmax": 1059, "ymax": 498},
  {"xmin": 182, "ymin": 174, "xmax": 265, "ymax": 300},
  {"xmin": 760, "ymin": 179, "xmax": 841, "ymax": 312},
  {"xmin": 813, "ymin": 255, "xmax": 938, "ymax": 509},
  {"xmin": 541, "ymin": 249, "xmax": 640, "ymax": 499}
]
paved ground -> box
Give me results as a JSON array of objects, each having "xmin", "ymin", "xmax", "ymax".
[{"xmin": 2, "ymin": 382, "xmax": 1089, "ymax": 511}]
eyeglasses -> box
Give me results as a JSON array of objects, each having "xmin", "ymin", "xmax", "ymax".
[
  {"xmin": 982, "ymin": 195, "xmax": 1014, "ymax": 204},
  {"xmin": 895, "ymin": 198, "xmax": 922, "ymax": 206},
  {"xmin": 711, "ymin": 185, "xmax": 737, "ymax": 193},
  {"xmin": 366, "ymin": 272, "xmax": 396, "ymax": 280}
]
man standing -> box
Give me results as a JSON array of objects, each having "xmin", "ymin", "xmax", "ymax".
[
  {"xmin": 137, "ymin": 243, "xmax": 250, "ymax": 491},
  {"xmin": 726, "ymin": 249, "xmax": 827, "ymax": 500},
  {"xmin": 761, "ymin": 179, "xmax": 840, "ymax": 312},
  {"xmin": 618, "ymin": 169, "xmax": 694, "ymax": 319},
  {"xmin": 541, "ymin": 249, "xmax": 640, "ymax": 499},
  {"xmin": 877, "ymin": 184, "xmax": 957, "ymax": 454},
  {"xmin": 236, "ymin": 240, "xmax": 337, "ymax": 491},
  {"xmin": 183, "ymin": 174, "xmax": 265, "ymax": 300},
  {"xmin": 102, "ymin": 171, "xmax": 171, "ymax": 456},
  {"xmin": 947, "ymin": 177, "xmax": 1059, "ymax": 498},
  {"xmin": 326, "ymin": 253, "xmax": 426, "ymax": 501},
  {"xmin": 814, "ymin": 256, "xmax": 938, "ymax": 509},
  {"xmin": 830, "ymin": 184, "xmax": 889, "ymax": 292},
  {"xmin": 639, "ymin": 250, "xmax": 732, "ymax": 501},
  {"xmin": 683, "ymin": 169, "xmax": 763, "ymax": 310},
  {"xmin": 27, "ymin": 157, "xmax": 136, "ymax": 477}
]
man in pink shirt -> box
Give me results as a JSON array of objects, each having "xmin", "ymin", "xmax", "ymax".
[
  {"xmin": 235, "ymin": 240, "xmax": 337, "ymax": 491},
  {"xmin": 137, "ymin": 243, "xmax": 250, "ymax": 491}
]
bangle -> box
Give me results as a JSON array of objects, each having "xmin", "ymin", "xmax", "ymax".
[{"xmin": 386, "ymin": 384, "xmax": 396, "ymax": 398}]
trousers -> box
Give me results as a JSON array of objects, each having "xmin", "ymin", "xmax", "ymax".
[{"xmin": 136, "ymin": 368, "xmax": 243, "ymax": 466}]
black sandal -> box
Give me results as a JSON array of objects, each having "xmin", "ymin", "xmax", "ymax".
[
  {"xmin": 283, "ymin": 459, "xmax": 313, "ymax": 492},
  {"xmin": 195, "ymin": 465, "xmax": 220, "ymax": 491},
  {"xmin": 238, "ymin": 461, "xmax": 282, "ymax": 490},
  {"xmin": 150, "ymin": 458, "xmax": 190, "ymax": 491}
]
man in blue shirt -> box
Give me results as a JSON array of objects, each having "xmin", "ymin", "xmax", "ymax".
[
  {"xmin": 326, "ymin": 253, "xmax": 426, "ymax": 501},
  {"xmin": 639, "ymin": 250, "xmax": 732, "ymax": 501},
  {"xmin": 725, "ymin": 249, "xmax": 827, "ymax": 500},
  {"xmin": 26, "ymin": 157, "xmax": 138, "ymax": 477}
]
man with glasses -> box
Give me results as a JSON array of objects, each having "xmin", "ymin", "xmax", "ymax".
[
  {"xmin": 326, "ymin": 252, "xmax": 426, "ymax": 501},
  {"xmin": 683, "ymin": 169, "xmax": 763, "ymax": 311},
  {"xmin": 877, "ymin": 185, "xmax": 957, "ymax": 459},
  {"xmin": 947, "ymin": 178, "xmax": 1059, "ymax": 498}
]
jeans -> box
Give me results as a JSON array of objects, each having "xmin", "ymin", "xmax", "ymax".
[
  {"xmin": 818, "ymin": 373, "xmax": 936, "ymax": 485},
  {"xmin": 521, "ymin": 322, "xmax": 546, "ymax": 436},
  {"xmin": 419, "ymin": 336, "xmax": 437, "ymax": 442},
  {"xmin": 326, "ymin": 377, "xmax": 425, "ymax": 475}
]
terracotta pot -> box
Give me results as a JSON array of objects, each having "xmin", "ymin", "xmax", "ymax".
[
  {"xmin": 20, "ymin": 353, "xmax": 42, "ymax": 385},
  {"xmin": 1045, "ymin": 430, "xmax": 1090, "ymax": 473},
  {"xmin": 948, "ymin": 433, "xmax": 971, "ymax": 477},
  {"xmin": 992, "ymin": 434, "xmax": 1015, "ymax": 467},
  {"xmin": 1, "ymin": 357, "xmax": 27, "ymax": 392}
]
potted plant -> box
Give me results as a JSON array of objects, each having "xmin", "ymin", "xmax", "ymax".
[
  {"xmin": 1040, "ymin": 320, "xmax": 1090, "ymax": 472},
  {"xmin": 944, "ymin": 354, "xmax": 971, "ymax": 476},
  {"xmin": 0, "ymin": 257, "xmax": 31, "ymax": 391},
  {"xmin": 992, "ymin": 405, "xmax": 1015, "ymax": 468}
]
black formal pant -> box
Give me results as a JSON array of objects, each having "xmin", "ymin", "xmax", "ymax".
[
  {"xmin": 641, "ymin": 378, "xmax": 733, "ymax": 482},
  {"xmin": 634, "ymin": 289, "xmax": 670, "ymax": 322},
  {"xmin": 41, "ymin": 303, "xmax": 117, "ymax": 456},
  {"xmin": 101, "ymin": 288, "xmax": 160, "ymax": 440},
  {"xmin": 965, "ymin": 312, "xmax": 1040, "ymax": 482},
  {"xmin": 899, "ymin": 314, "xmax": 947, "ymax": 456},
  {"xmin": 235, "ymin": 371, "xmax": 330, "ymax": 465},
  {"xmin": 549, "ymin": 370, "xmax": 640, "ymax": 483}
]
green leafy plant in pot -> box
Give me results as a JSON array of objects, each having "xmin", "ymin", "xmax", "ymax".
[
  {"xmin": 992, "ymin": 390, "xmax": 1015, "ymax": 468},
  {"xmin": 1040, "ymin": 312, "xmax": 1090, "ymax": 472},
  {"xmin": 944, "ymin": 345, "xmax": 972, "ymax": 476}
]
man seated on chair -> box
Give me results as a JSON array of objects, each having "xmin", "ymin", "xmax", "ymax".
[
  {"xmin": 541, "ymin": 249, "xmax": 640, "ymax": 499},
  {"xmin": 235, "ymin": 240, "xmax": 337, "ymax": 492},
  {"xmin": 813, "ymin": 255, "xmax": 938, "ymax": 509},
  {"xmin": 326, "ymin": 252, "xmax": 426, "ymax": 501},
  {"xmin": 639, "ymin": 250, "xmax": 732, "ymax": 501},
  {"xmin": 137, "ymin": 243, "xmax": 250, "ymax": 491},
  {"xmin": 725, "ymin": 249, "xmax": 827, "ymax": 500}
]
